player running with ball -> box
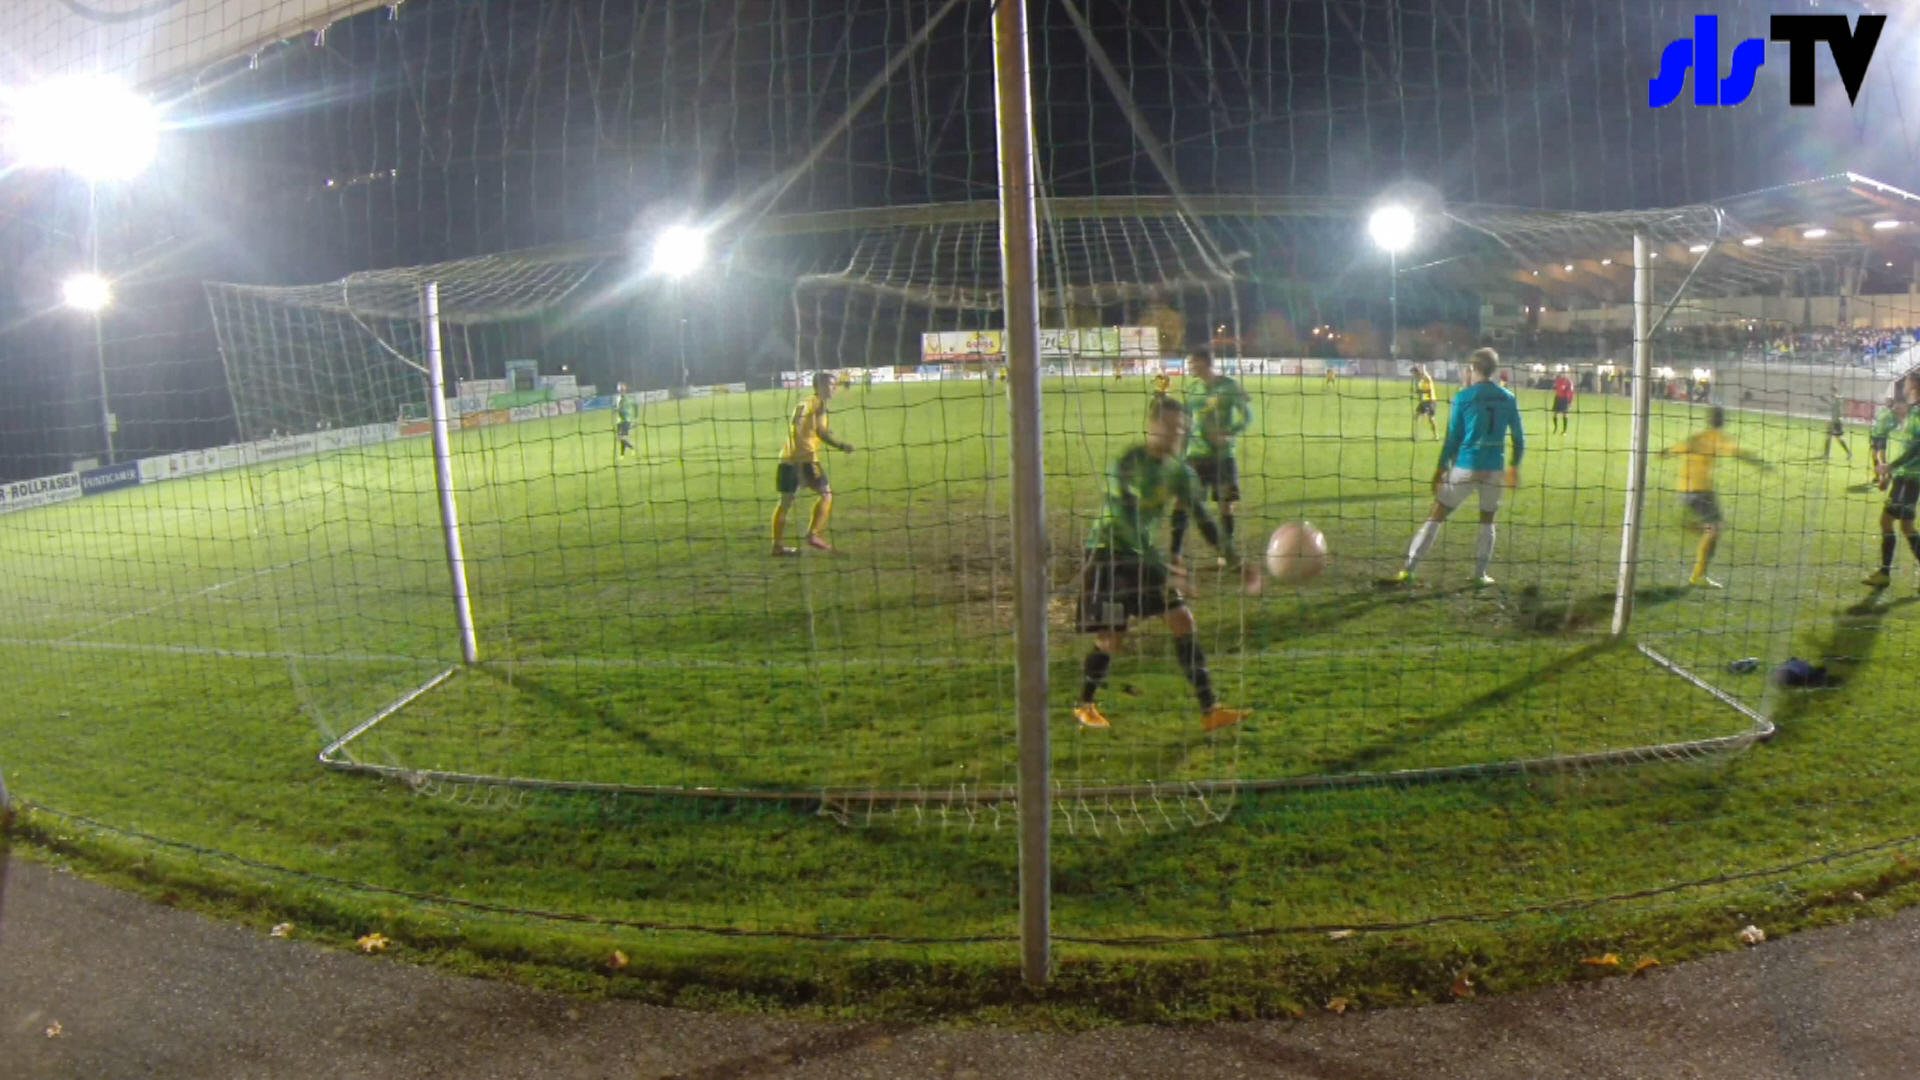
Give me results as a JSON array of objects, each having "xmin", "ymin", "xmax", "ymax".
[
  {"xmin": 770, "ymin": 372, "xmax": 855, "ymax": 556},
  {"xmin": 1394, "ymin": 348, "xmax": 1524, "ymax": 588},
  {"xmin": 1074, "ymin": 397, "xmax": 1253, "ymax": 734}
]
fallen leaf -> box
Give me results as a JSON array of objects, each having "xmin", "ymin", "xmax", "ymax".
[
  {"xmin": 44, "ymin": 1021, "xmax": 62, "ymax": 1039},
  {"xmin": 269, "ymin": 923, "xmax": 294, "ymax": 938},
  {"xmin": 1449, "ymin": 973, "xmax": 1474, "ymax": 998},
  {"xmin": 1849, "ymin": 891, "xmax": 1867, "ymax": 903},
  {"xmin": 1579, "ymin": 953, "xmax": 1621, "ymax": 967},
  {"xmin": 1325, "ymin": 996, "xmax": 1350, "ymax": 1014},
  {"xmin": 607, "ymin": 949, "xmax": 629, "ymax": 970},
  {"xmin": 1631, "ymin": 957, "xmax": 1661, "ymax": 976},
  {"xmin": 1327, "ymin": 930, "xmax": 1355, "ymax": 941},
  {"xmin": 1738, "ymin": 925, "xmax": 1766, "ymax": 947},
  {"xmin": 356, "ymin": 932, "xmax": 391, "ymax": 954}
]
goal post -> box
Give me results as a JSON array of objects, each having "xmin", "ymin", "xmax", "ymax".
[{"xmin": 421, "ymin": 281, "xmax": 479, "ymax": 667}]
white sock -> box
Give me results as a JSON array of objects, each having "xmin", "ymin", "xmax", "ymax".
[
  {"xmin": 1475, "ymin": 524, "xmax": 1497, "ymax": 577},
  {"xmin": 1406, "ymin": 521, "xmax": 1440, "ymax": 571}
]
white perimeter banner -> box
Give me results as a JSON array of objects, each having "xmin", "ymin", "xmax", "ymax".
[{"xmin": 0, "ymin": 472, "xmax": 81, "ymax": 514}]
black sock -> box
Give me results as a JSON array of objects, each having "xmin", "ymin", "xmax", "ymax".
[
  {"xmin": 1080, "ymin": 649, "xmax": 1111, "ymax": 704},
  {"xmin": 1906, "ymin": 532, "xmax": 1920, "ymax": 565},
  {"xmin": 1174, "ymin": 635, "xmax": 1215, "ymax": 710},
  {"xmin": 1220, "ymin": 509, "xmax": 1235, "ymax": 552},
  {"xmin": 1882, "ymin": 533, "xmax": 1897, "ymax": 572},
  {"xmin": 1169, "ymin": 509, "xmax": 1190, "ymax": 557}
]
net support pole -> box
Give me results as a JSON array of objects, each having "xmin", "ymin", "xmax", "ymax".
[
  {"xmin": 1612, "ymin": 233, "xmax": 1654, "ymax": 636},
  {"xmin": 422, "ymin": 281, "xmax": 480, "ymax": 666},
  {"xmin": 992, "ymin": 0, "xmax": 1052, "ymax": 987}
]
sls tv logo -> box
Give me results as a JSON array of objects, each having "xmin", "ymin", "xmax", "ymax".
[{"xmin": 1650, "ymin": 14, "xmax": 1885, "ymax": 108}]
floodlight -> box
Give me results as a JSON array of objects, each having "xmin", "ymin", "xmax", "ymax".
[
  {"xmin": 62, "ymin": 273, "xmax": 111, "ymax": 312},
  {"xmin": 1873, "ymin": 220, "xmax": 1901, "ymax": 230},
  {"xmin": 1601, "ymin": 258, "xmax": 1613, "ymax": 266},
  {"xmin": 1741, "ymin": 237, "xmax": 1764, "ymax": 246},
  {"xmin": 1366, "ymin": 205, "xmax": 1415, "ymax": 253},
  {"xmin": 650, "ymin": 224, "xmax": 708, "ymax": 278},
  {"xmin": 1562, "ymin": 264, "xmax": 1573, "ymax": 272},
  {"xmin": 7, "ymin": 76, "xmax": 158, "ymax": 181},
  {"xmin": 1802, "ymin": 227, "xmax": 1829, "ymax": 239},
  {"xmin": 1687, "ymin": 244, "xmax": 1709, "ymax": 253}
]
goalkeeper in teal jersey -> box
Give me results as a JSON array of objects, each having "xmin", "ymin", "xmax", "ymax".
[
  {"xmin": 1170, "ymin": 348, "xmax": 1254, "ymax": 564},
  {"xmin": 1866, "ymin": 376, "xmax": 1920, "ymax": 588},
  {"xmin": 1075, "ymin": 396, "xmax": 1254, "ymax": 734},
  {"xmin": 1394, "ymin": 348, "xmax": 1525, "ymax": 587},
  {"xmin": 613, "ymin": 383, "xmax": 639, "ymax": 458}
]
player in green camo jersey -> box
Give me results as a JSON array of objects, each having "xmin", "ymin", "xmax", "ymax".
[
  {"xmin": 1075, "ymin": 396, "xmax": 1255, "ymax": 734},
  {"xmin": 613, "ymin": 383, "xmax": 639, "ymax": 458},
  {"xmin": 1866, "ymin": 376, "xmax": 1920, "ymax": 588},
  {"xmin": 1170, "ymin": 348, "xmax": 1254, "ymax": 566},
  {"xmin": 1823, "ymin": 384, "xmax": 1853, "ymax": 461},
  {"xmin": 1870, "ymin": 385, "xmax": 1904, "ymax": 485}
]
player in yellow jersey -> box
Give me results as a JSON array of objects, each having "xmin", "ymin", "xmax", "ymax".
[
  {"xmin": 1323, "ymin": 365, "xmax": 1338, "ymax": 388},
  {"xmin": 1149, "ymin": 369, "xmax": 1174, "ymax": 418},
  {"xmin": 1411, "ymin": 364, "xmax": 1439, "ymax": 441},
  {"xmin": 1659, "ymin": 407, "xmax": 1768, "ymax": 589},
  {"xmin": 770, "ymin": 372, "xmax": 856, "ymax": 556}
]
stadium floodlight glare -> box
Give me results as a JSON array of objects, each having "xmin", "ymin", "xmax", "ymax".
[
  {"xmin": 649, "ymin": 224, "xmax": 708, "ymax": 278},
  {"xmin": 1366, "ymin": 204, "xmax": 1415, "ymax": 253},
  {"xmin": 62, "ymin": 273, "xmax": 111, "ymax": 312},
  {"xmin": 1742, "ymin": 236, "xmax": 1764, "ymax": 246},
  {"xmin": 1601, "ymin": 258, "xmax": 1613, "ymax": 266},
  {"xmin": 1874, "ymin": 220, "xmax": 1901, "ymax": 230},
  {"xmin": 1687, "ymin": 243, "xmax": 1709, "ymax": 253},
  {"xmin": 1563, "ymin": 264, "xmax": 1573, "ymax": 272},
  {"xmin": 7, "ymin": 76, "xmax": 158, "ymax": 181},
  {"xmin": 1802, "ymin": 227, "xmax": 1829, "ymax": 239}
]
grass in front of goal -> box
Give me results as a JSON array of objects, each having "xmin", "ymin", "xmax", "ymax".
[{"xmin": 4, "ymin": 375, "xmax": 1918, "ymax": 1019}]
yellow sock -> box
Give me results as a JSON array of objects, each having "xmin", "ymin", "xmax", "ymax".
[
  {"xmin": 1693, "ymin": 534, "xmax": 1716, "ymax": 578},
  {"xmin": 807, "ymin": 495, "xmax": 832, "ymax": 537},
  {"xmin": 771, "ymin": 503, "xmax": 790, "ymax": 546}
]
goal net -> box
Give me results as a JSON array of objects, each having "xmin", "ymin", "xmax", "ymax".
[{"xmin": 200, "ymin": 189, "xmax": 1916, "ymax": 832}]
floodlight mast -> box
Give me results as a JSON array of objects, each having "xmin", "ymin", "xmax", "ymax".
[
  {"xmin": 1368, "ymin": 205, "xmax": 1416, "ymax": 362},
  {"xmin": 650, "ymin": 226, "xmax": 707, "ymax": 390}
]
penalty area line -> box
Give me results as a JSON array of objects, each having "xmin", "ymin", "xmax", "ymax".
[{"xmin": 57, "ymin": 557, "xmax": 314, "ymax": 643}]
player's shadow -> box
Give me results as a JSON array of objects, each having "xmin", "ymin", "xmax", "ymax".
[
  {"xmin": 472, "ymin": 664, "xmax": 750, "ymax": 786},
  {"xmin": 1240, "ymin": 587, "xmax": 1417, "ymax": 649},
  {"xmin": 1308, "ymin": 640, "xmax": 1618, "ymax": 777},
  {"xmin": 1764, "ymin": 593, "xmax": 1920, "ymax": 735},
  {"xmin": 1511, "ymin": 585, "xmax": 1688, "ymax": 635}
]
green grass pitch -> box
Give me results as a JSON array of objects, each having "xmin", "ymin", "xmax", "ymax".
[{"xmin": 5, "ymin": 374, "xmax": 1920, "ymax": 1013}]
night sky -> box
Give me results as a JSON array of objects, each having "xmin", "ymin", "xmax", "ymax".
[{"xmin": 0, "ymin": 0, "xmax": 1910, "ymax": 480}]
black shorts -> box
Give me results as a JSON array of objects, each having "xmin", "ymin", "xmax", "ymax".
[
  {"xmin": 1871, "ymin": 437, "xmax": 1889, "ymax": 454},
  {"xmin": 1077, "ymin": 553, "xmax": 1183, "ymax": 633},
  {"xmin": 1415, "ymin": 400, "xmax": 1436, "ymax": 417},
  {"xmin": 1552, "ymin": 397, "xmax": 1571, "ymax": 414},
  {"xmin": 1187, "ymin": 455, "xmax": 1240, "ymax": 503},
  {"xmin": 1680, "ymin": 491, "xmax": 1722, "ymax": 526},
  {"xmin": 1887, "ymin": 477, "xmax": 1920, "ymax": 522},
  {"xmin": 617, "ymin": 421, "xmax": 633, "ymax": 437},
  {"xmin": 1829, "ymin": 421, "xmax": 1847, "ymax": 437},
  {"xmin": 775, "ymin": 462, "xmax": 829, "ymax": 496}
]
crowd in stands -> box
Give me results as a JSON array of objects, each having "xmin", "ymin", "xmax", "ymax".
[{"xmin": 1487, "ymin": 324, "xmax": 1920, "ymax": 369}]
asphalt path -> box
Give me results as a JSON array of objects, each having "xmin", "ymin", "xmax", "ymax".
[{"xmin": 2, "ymin": 855, "xmax": 1913, "ymax": 1079}]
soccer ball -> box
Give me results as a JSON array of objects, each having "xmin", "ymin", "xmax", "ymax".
[{"xmin": 1265, "ymin": 521, "xmax": 1328, "ymax": 584}]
